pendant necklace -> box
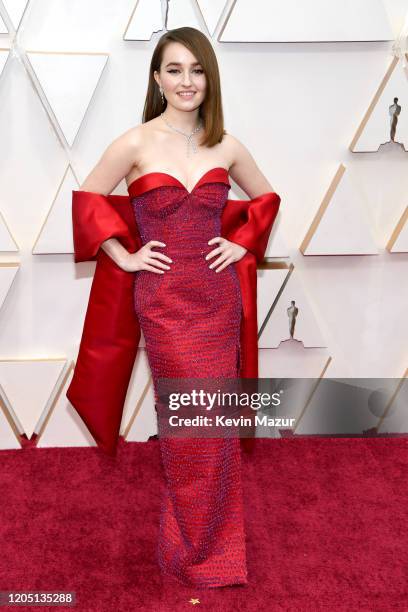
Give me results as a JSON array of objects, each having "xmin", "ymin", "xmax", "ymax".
[{"xmin": 160, "ymin": 112, "xmax": 203, "ymax": 157}]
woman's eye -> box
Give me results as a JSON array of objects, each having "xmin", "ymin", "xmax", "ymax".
[{"xmin": 167, "ymin": 69, "xmax": 204, "ymax": 74}]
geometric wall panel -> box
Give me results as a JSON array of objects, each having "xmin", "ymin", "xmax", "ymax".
[
  {"xmin": 350, "ymin": 56, "xmax": 408, "ymax": 152},
  {"xmin": 123, "ymin": 379, "xmax": 157, "ymax": 443},
  {"xmin": 167, "ymin": 0, "xmax": 204, "ymax": 32},
  {"xmin": 259, "ymin": 268, "xmax": 327, "ymax": 348},
  {"xmin": 257, "ymin": 267, "xmax": 287, "ymax": 334},
  {"xmin": 2, "ymin": 0, "xmax": 29, "ymax": 30},
  {"xmin": 0, "ymin": 49, "xmax": 10, "ymax": 80},
  {"xmin": 0, "ymin": 358, "xmax": 67, "ymax": 441},
  {"xmin": 123, "ymin": 0, "xmax": 163, "ymax": 41},
  {"xmin": 25, "ymin": 51, "xmax": 109, "ymax": 147},
  {"xmin": 386, "ymin": 205, "xmax": 408, "ymax": 253},
  {"xmin": 196, "ymin": 0, "xmax": 229, "ymax": 37},
  {"xmin": 123, "ymin": 378, "xmax": 158, "ymax": 442},
  {"xmin": 0, "ymin": 263, "xmax": 19, "ymax": 313},
  {"xmin": 124, "ymin": 379, "xmax": 157, "ymax": 443},
  {"xmin": 121, "ymin": 348, "xmax": 157, "ymax": 442},
  {"xmin": 123, "ymin": 0, "xmax": 225, "ymax": 40},
  {"xmin": 377, "ymin": 370, "xmax": 408, "ymax": 433},
  {"xmin": 0, "ymin": 209, "xmax": 19, "ymax": 253},
  {"xmin": 392, "ymin": 12, "xmax": 408, "ymax": 68},
  {"xmin": 300, "ymin": 164, "xmax": 378, "ymax": 255},
  {"xmin": 37, "ymin": 363, "xmax": 97, "ymax": 449},
  {"xmin": 0, "ymin": 15, "xmax": 8, "ymax": 34},
  {"xmin": 0, "ymin": 399, "xmax": 21, "ymax": 450},
  {"xmin": 32, "ymin": 165, "xmax": 79, "ymax": 254},
  {"xmin": 264, "ymin": 214, "xmax": 288, "ymax": 258},
  {"xmin": 220, "ymin": 0, "xmax": 393, "ymax": 42},
  {"xmin": 259, "ymin": 346, "xmax": 330, "ymax": 379},
  {"xmin": 258, "ymin": 349, "xmax": 331, "ymax": 437}
]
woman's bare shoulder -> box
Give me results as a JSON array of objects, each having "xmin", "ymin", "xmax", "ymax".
[
  {"xmin": 221, "ymin": 132, "xmax": 250, "ymax": 167},
  {"xmin": 222, "ymin": 132, "xmax": 246, "ymax": 153},
  {"xmin": 117, "ymin": 119, "xmax": 161, "ymax": 156},
  {"xmin": 101, "ymin": 124, "xmax": 147, "ymax": 174},
  {"xmin": 117, "ymin": 123, "xmax": 146, "ymax": 148}
]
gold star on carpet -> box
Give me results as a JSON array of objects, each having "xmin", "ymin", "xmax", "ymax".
[{"xmin": 189, "ymin": 598, "xmax": 200, "ymax": 605}]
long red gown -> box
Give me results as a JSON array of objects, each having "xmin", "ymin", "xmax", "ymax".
[
  {"xmin": 66, "ymin": 167, "xmax": 281, "ymax": 588},
  {"xmin": 128, "ymin": 167, "xmax": 246, "ymax": 586}
]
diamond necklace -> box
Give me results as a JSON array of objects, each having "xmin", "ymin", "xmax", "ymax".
[{"xmin": 160, "ymin": 112, "xmax": 203, "ymax": 156}]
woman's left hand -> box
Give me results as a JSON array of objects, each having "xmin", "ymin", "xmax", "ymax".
[{"xmin": 205, "ymin": 237, "xmax": 248, "ymax": 273}]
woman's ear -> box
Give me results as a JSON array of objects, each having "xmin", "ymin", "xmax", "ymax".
[{"xmin": 153, "ymin": 70, "xmax": 160, "ymax": 88}]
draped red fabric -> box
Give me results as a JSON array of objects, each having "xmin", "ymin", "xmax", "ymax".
[{"xmin": 66, "ymin": 189, "xmax": 281, "ymax": 455}]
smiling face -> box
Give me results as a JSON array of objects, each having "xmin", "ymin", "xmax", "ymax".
[{"xmin": 154, "ymin": 41, "xmax": 207, "ymax": 112}]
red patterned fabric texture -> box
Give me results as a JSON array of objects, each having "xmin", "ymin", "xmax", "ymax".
[{"xmin": 129, "ymin": 168, "xmax": 246, "ymax": 586}]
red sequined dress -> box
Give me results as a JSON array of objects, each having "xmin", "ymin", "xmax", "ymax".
[{"xmin": 127, "ymin": 167, "xmax": 247, "ymax": 587}]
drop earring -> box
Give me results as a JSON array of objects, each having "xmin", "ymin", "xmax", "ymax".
[{"xmin": 159, "ymin": 86, "xmax": 165, "ymax": 106}]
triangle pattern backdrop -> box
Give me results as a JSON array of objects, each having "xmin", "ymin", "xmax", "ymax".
[
  {"xmin": 167, "ymin": 0, "xmax": 204, "ymax": 32},
  {"xmin": 377, "ymin": 370, "xmax": 408, "ymax": 433},
  {"xmin": 0, "ymin": 358, "xmax": 67, "ymax": 440},
  {"xmin": 26, "ymin": 51, "xmax": 109, "ymax": 147},
  {"xmin": 0, "ymin": 403, "xmax": 20, "ymax": 450},
  {"xmin": 257, "ymin": 268, "xmax": 288, "ymax": 335},
  {"xmin": 196, "ymin": 0, "xmax": 229, "ymax": 37},
  {"xmin": 259, "ymin": 346, "xmax": 330, "ymax": 379},
  {"xmin": 350, "ymin": 55, "xmax": 408, "ymax": 152},
  {"xmin": 260, "ymin": 269, "xmax": 327, "ymax": 349},
  {"xmin": 0, "ymin": 211, "xmax": 18, "ymax": 253},
  {"xmin": 263, "ymin": 212, "xmax": 287, "ymax": 258},
  {"xmin": 219, "ymin": 0, "xmax": 393, "ymax": 42},
  {"xmin": 33, "ymin": 166, "xmax": 79, "ymax": 254},
  {"xmin": 0, "ymin": 49, "xmax": 10, "ymax": 78},
  {"xmin": 123, "ymin": 0, "xmax": 164, "ymax": 41},
  {"xmin": 387, "ymin": 205, "xmax": 408, "ymax": 253},
  {"xmin": 0, "ymin": 15, "xmax": 8, "ymax": 34},
  {"xmin": 258, "ymin": 349, "xmax": 332, "ymax": 437},
  {"xmin": 36, "ymin": 363, "xmax": 98, "ymax": 450},
  {"xmin": 0, "ymin": 264, "xmax": 19, "ymax": 314},
  {"xmin": 300, "ymin": 164, "xmax": 378, "ymax": 256},
  {"xmin": 2, "ymin": 0, "xmax": 28, "ymax": 30},
  {"xmin": 120, "ymin": 349, "xmax": 157, "ymax": 442}
]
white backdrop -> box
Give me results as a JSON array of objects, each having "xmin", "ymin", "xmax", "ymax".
[{"xmin": 0, "ymin": 0, "xmax": 407, "ymax": 450}]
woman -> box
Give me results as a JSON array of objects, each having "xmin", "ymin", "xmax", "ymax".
[{"xmin": 71, "ymin": 27, "xmax": 280, "ymax": 588}]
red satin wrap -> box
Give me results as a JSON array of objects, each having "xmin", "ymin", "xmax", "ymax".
[{"xmin": 66, "ymin": 188, "xmax": 281, "ymax": 455}]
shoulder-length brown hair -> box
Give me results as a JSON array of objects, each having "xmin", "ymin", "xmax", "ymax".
[{"xmin": 142, "ymin": 27, "xmax": 226, "ymax": 147}]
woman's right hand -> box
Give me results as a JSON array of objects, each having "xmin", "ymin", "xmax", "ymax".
[{"xmin": 121, "ymin": 240, "xmax": 173, "ymax": 274}]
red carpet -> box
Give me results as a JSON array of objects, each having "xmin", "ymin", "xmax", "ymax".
[{"xmin": 1, "ymin": 437, "xmax": 407, "ymax": 611}]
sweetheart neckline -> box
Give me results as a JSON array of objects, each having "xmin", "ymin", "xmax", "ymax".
[{"xmin": 127, "ymin": 166, "xmax": 229, "ymax": 196}]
